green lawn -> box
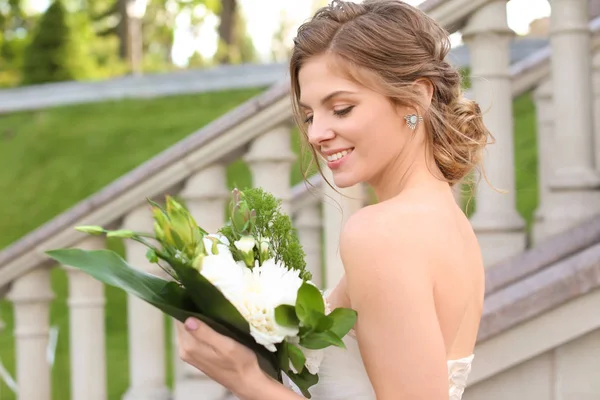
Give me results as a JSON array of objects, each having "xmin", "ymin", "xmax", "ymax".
[{"xmin": 0, "ymin": 89, "xmax": 539, "ymax": 400}]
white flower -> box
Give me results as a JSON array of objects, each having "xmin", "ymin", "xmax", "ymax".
[
  {"xmin": 198, "ymin": 251, "xmax": 305, "ymax": 353},
  {"xmin": 234, "ymin": 236, "xmax": 256, "ymax": 253},
  {"xmin": 199, "ymin": 251, "xmax": 246, "ymax": 298},
  {"xmin": 258, "ymin": 236, "xmax": 270, "ymax": 253},
  {"xmin": 287, "ymin": 331, "xmax": 325, "ymax": 375},
  {"xmin": 230, "ymin": 258, "xmax": 304, "ymax": 352},
  {"xmin": 203, "ymin": 233, "xmax": 231, "ymax": 256},
  {"xmin": 290, "ymin": 347, "xmax": 324, "ymax": 375},
  {"xmin": 303, "ymin": 347, "xmax": 324, "ymax": 375}
]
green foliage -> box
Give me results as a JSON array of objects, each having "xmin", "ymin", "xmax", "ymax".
[
  {"xmin": 142, "ymin": 0, "xmax": 222, "ymax": 70},
  {"xmin": 46, "ymin": 248, "xmax": 280, "ymax": 380},
  {"xmin": 220, "ymin": 187, "xmax": 312, "ymax": 281},
  {"xmin": 0, "ymin": 37, "xmax": 27, "ymax": 87},
  {"xmin": 213, "ymin": 3, "xmax": 258, "ymax": 65},
  {"xmin": 270, "ymin": 10, "xmax": 295, "ymax": 62},
  {"xmin": 21, "ymin": 0, "xmax": 96, "ymax": 84},
  {"xmin": 85, "ymin": 28, "xmax": 129, "ymax": 78},
  {"xmin": 459, "ymin": 66, "xmax": 471, "ymax": 89},
  {"xmin": 0, "ymin": 0, "xmax": 33, "ymax": 87},
  {"xmin": 273, "ymin": 281, "xmax": 357, "ymax": 397}
]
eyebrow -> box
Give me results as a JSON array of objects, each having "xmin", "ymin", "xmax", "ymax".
[{"xmin": 298, "ymin": 90, "xmax": 357, "ymax": 108}]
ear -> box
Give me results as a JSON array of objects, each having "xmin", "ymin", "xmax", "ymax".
[{"xmin": 413, "ymin": 78, "xmax": 434, "ymax": 112}]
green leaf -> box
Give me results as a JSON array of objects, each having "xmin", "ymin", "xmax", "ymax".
[
  {"xmin": 328, "ymin": 308, "xmax": 358, "ymax": 338},
  {"xmin": 174, "ymin": 261, "xmax": 250, "ymax": 335},
  {"xmin": 46, "ymin": 248, "xmax": 280, "ymax": 380},
  {"xmin": 274, "ymin": 304, "xmax": 300, "ymax": 328},
  {"xmin": 146, "ymin": 248, "xmax": 158, "ymax": 263},
  {"xmin": 296, "ymin": 303, "xmax": 308, "ymax": 323},
  {"xmin": 295, "ymin": 282, "xmax": 325, "ymax": 325},
  {"xmin": 300, "ymin": 330, "xmax": 345, "ymax": 350},
  {"xmin": 298, "ymin": 325, "xmax": 312, "ymax": 338},
  {"xmin": 277, "ymin": 340, "xmax": 289, "ymax": 371},
  {"xmin": 286, "ymin": 368, "xmax": 319, "ymax": 399},
  {"xmin": 313, "ymin": 313, "xmax": 333, "ymax": 333},
  {"xmin": 286, "ymin": 343, "xmax": 306, "ymax": 374}
]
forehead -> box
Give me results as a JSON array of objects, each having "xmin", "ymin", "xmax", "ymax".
[{"xmin": 298, "ymin": 55, "xmax": 364, "ymax": 104}]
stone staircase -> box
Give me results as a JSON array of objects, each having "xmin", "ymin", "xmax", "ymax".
[{"xmin": 1, "ymin": 0, "xmax": 600, "ymax": 399}]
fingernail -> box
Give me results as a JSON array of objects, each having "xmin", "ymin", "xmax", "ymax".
[{"xmin": 185, "ymin": 318, "xmax": 198, "ymax": 331}]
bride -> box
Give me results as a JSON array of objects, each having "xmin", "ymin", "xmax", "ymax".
[{"xmin": 175, "ymin": 0, "xmax": 488, "ymax": 398}]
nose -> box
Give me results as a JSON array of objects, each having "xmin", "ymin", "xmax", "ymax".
[{"xmin": 307, "ymin": 117, "xmax": 335, "ymax": 147}]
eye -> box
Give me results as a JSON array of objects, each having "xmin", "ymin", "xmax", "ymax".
[
  {"xmin": 303, "ymin": 115, "xmax": 313, "ymax": 124},
  {"xmin": 333, "ymin": 106, "xmax": 354, "ymax": 117}
]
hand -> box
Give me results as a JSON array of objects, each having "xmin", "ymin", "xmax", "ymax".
[{"xmin": 175, "ymin": 317, "xmax": 265, "ymax": 397}]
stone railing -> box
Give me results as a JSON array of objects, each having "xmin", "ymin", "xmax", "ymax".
[{"xmin": 1, "ymin": 1, "xmax": 600, "ymax": 399}]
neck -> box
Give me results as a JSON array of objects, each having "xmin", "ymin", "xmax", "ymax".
[{"xmin": 370, "ymin": 143, "xmax": 450, "ymax": 202}]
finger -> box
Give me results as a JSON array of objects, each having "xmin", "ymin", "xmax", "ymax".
[
  {"xmin": 176, "ymin": 320, "xmax": 214, "ymax": 362},
  {"xmin": 184, "ymin": 318, "xmax": 235, "ymax": 350},
  {"xmin": 175, "ymin": 320, "xmax": 210, "ymax": 352}
]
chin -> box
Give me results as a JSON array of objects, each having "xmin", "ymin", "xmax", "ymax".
[{"xmin": 331, "ymin": 173, "xmax": 361, "ymax": 189}]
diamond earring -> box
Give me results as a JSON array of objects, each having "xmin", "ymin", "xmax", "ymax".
[{"xmin": 404, "ymin": 113, "xmax": 423, "ymax": 131}]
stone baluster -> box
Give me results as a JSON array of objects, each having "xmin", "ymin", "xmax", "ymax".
[
  {"xmin": 122, "ymin": 205, "xmax": 170, "ymax": 400},
  {"xmin": 532, "ymin": 80, "xmax": 554, "ymax": 245},
  {"xmin": 544, "ymin": 0, "xmax": 600, "ymax": 236},
  {"xmin": 244, "ymin": 123, "xmax": 296, "ymax": 214},
  {"xmin": 7, "ymin": 268, "xmax": 54, "ymax": 400},
  {"xmin": 64, "ymin": 235, "xmax": 108, "ymax": 400},
  {"xmin": 593, "ymin": 51, "xmax": 600, "ymax": 172},
  {"xmin": 294, "ymin": 201, "xmax": 324, "ymax": 288},
  {"xmin": 321, "ymin": 166, "xmax": 365, "ymax": 289},
  {"xmin": 461, "ymin": 0, "xmax": 526, "ymax": 266},
  {"xmin": 173, "ymin": 164, "xmax": 230, "ymax": 400}
]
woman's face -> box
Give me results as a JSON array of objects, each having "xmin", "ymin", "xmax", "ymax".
[{"xmin": 298, "ymin": 54, "xmax": 414, "ymax": 189}]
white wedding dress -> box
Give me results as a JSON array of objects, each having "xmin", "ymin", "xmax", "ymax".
[{"xmin": 285, "ymin": 296, "xmax": 474, "ymax": 399}]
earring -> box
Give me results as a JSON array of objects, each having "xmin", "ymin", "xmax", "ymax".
[{"xmin": 404, "ymin": 113, "xmax": 423, "ymax": 131}]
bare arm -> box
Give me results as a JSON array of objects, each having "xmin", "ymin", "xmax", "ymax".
[{"xmin": 340, "ymin": 207, "xmax": 449, "ymax": 400}]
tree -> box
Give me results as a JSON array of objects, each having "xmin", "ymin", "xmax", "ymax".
[
  {"xmin": 270, "ymin": 10, "xmax": 295, "ymax": 62},
  {"xmin": 0, "ymin": 0, "xmax": 31, "ymax": 86},
  {"xmin": 213, "ymin": 1, "xmax": 257, "ymax": 65},
  {"xmin": 21, "ymin": 0, "xmax": 95, "ymax": 84},
  {"xmin": 90, "ymin": 0, "xmax": 219, "ymax": 71},
  {"xmin": 214, "ymin": 0, "xmax": 236, "ymax": 64}
]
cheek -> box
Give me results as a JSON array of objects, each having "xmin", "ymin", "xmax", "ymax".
[{"xmin": 357, "ymin": 115, "xmax": 404, "ymax": 161}]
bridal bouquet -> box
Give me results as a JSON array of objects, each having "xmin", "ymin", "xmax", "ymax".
[{"xmin": 46, "ymin": 187, "xmax": 357, "ymax": 398}]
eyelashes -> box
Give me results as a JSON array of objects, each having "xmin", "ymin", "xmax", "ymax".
[
  {"xmin": 304, "ymin": 106, "xmax": 355, "ymax": 124},
  {"xmin": 334, "ymin": 106, "xmax": 354, "ymax": 117}
]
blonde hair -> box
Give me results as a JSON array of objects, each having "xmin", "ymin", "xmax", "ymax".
[{"xmin": 290, "ymin": 0, "xmax": 492, "ymax": 186}]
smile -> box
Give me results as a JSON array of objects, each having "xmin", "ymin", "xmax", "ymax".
[{"xmin": 326, "ymin": 148, "xmax": 353, "ymax": 162}]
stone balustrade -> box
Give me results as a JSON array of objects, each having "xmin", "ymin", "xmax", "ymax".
[{"xmin": 1, "ymin": 1, "xmax": 600, "ymax": 399}]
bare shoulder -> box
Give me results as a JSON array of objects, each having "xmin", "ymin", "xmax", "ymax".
[
  {"xmin": 339, "ymin": 199, "xmax": 453, "ymax": 279},
  {"xmin": 338, "ymin": 199, "xmax": 464, "ymax": 397}
]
